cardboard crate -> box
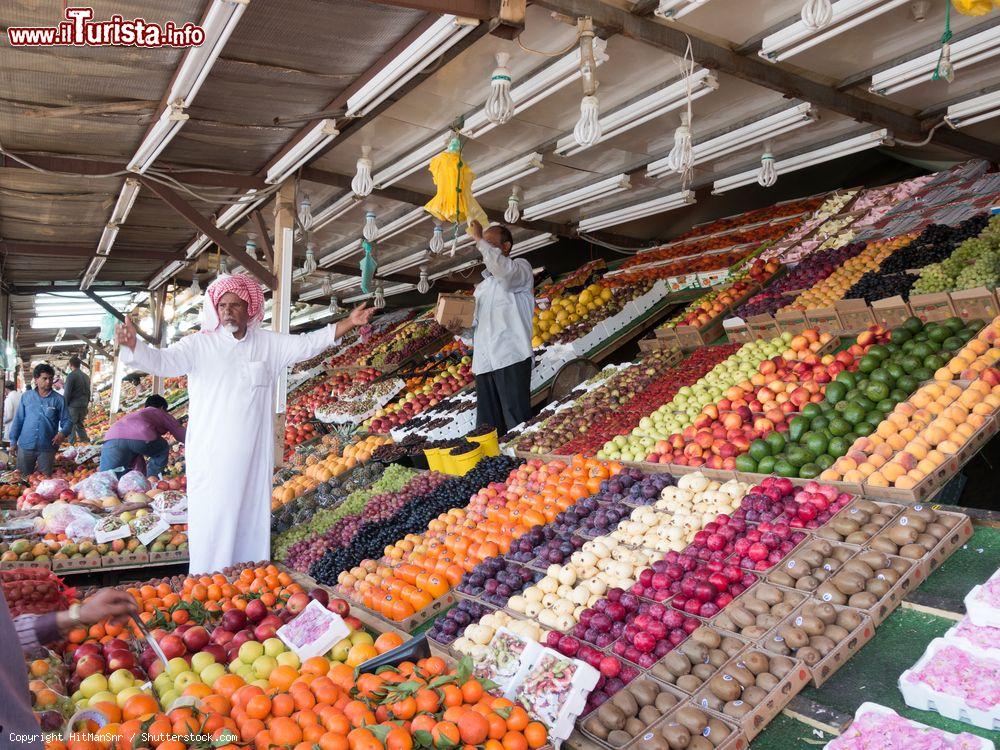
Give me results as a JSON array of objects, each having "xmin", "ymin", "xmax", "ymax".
[
  {"xmin": 638, "ymin": 337, "xmax": 676, "ymax": 353},
  {"xmin": 52, "ymin": 556, "xmax": 102, "ymax": 573},
  {"xmin": 835, "ymin": 299, "xmax": 876, "ymax": 333},
  {"xmin": 616, "ymin": 704, "xmax": 749, "ymax": 750},
  {"xmin": 576, "ymin": 681, "xmax": 689, "ymax": 750},
  {"xmin": 0, "ymin": 559, "xmax": 51, "ymax": 570},
  {"xmin": 920, "ymin": 510, "xmax": 974, "ymax": 577},
  {"xmin": 949, "ymin": 287, "xmax": 999, "ymax": 322},
  {"xmin": 746, "ymin": 314, "xmax": 781, "ymax": 340},
  {"xmin": 723, "ymin": 319, "xmax": 754, "ymax": 344},
  {"xmin": 433, "ymin": 294, "xmax": 474, "ymax": 329},
  {"xmin": 101, "ymin": 551, "xmax": 149, "ymax": 569},
  {"xmin": 908, "ymin": 292, "xmax": 955, "ymax": 323},
  {"xmin": 838, "ymin": 551, "xmax": 921, "ymax": 626},
  {"xmin": 690, "ymin": 651, "xmax": 810, "ymax": 740},
  {"xmin": 804, "ymin": 307, "xmax": 842, "ymax": 333},
  {"xmin": 774, "ymin": 309, "xmax": 807, "ymax": 333},
  {"xmin": 871, "ymin": 296, "xmax": 912, "ymax": 328},
  {"xmin": 149, "ymin": 549, "xmax": 188, "ymax": 564},
  {"xmin": 675, "ymin": 320, "xmax": 725, "ymax": 350}
]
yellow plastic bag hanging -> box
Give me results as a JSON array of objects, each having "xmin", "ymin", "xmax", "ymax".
[
  {"xmin": 424, "ymin": 138, "xmax": 488, "ymax": 228},
  {"xmin": 952, "ymin": 0, "xmax": 993, "ymax": 15}
]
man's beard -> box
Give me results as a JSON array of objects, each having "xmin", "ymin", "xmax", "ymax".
[{"xmin": 222, "ymin": 323, "xmax": 238, "ymax": 334}]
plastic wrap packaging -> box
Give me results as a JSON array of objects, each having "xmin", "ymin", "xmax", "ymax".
[
  {"xmin": 73, "ymin": 470, "xmax": 119, "ymax": 501},
  {"xmin": 35, "ymin": 478, "xmax": 70, "ymax": 501},
  {"xmin": 118, "ymin": 470, "xmax": 151, "ymax": 495},
  {"xmin": 39, "ymin": 503, "xmax": 96, "ymax": 535}
]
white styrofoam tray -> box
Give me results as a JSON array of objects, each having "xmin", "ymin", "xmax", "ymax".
[
  {"xmin": 823, "ymin": 702, "xmax": 994, "ymax": 750},
  {"xmin": 899, "ymin": 638, "xmax": 1000, "ymax": 731},
  {"xmin": 963, "ymin": 569, "xmax": 1000, "ymax": 629}
]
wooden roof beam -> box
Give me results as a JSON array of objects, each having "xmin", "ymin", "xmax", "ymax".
[
  {"xmin": 0, "ymin": 241, "xmax": 182, "ymax": 261},
  {"xmin": 531, "ymin": 0, "xmax": 1000, "ymax": 162}
]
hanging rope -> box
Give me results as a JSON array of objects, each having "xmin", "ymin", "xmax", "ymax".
[
  {"xmin": 801, "ymin": 0, "xmax": 833, "ymax": 30},
  {"xmin": 485, "ymin": 53, "xmax": 515, "ymax": 126},
  {"xmin": 933, "ymin": 2, "xmax": 955, "ymax": 82},
  {"xmin": 451, "ymin": 136, "xmax": 463, "ymax": 257}
]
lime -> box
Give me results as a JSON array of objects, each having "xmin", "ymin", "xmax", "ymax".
[
  {"xmin": 828, "ymin": 436, "xmax": 850, "ymax": 457},
  {"xmin": 829, "ymin": 418, "xmax": 851, "ymax": 437},
  {"xmin": 824, "ymin": 381, "xmax": 848, "ymax": 404},
  {"xmin": 835, "ymin": 371, "xmax": 857, "ymax": 389},
  {"xmin": 773, "ymin": 458, "xmax": 797, "ymax": 478},
  {"xmin": 765, "ymin": 431, "xmax": 786, "ymax": 454}
]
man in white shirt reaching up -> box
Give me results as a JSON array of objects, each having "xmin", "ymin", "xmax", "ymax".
[{"xmin": 466, "ymin": 220, "xmax": 534, "ymax": 435}]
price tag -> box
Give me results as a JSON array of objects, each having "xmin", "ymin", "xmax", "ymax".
[
  {"xmin": 137, "ymin": 516, "xmax": 171, "ymax": 547},
  {"xmin": 94, "ymin": 520, "xmax": 130, "ymax": 544}
]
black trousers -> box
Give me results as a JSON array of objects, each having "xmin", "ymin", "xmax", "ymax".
[{"xmin": 475, "ymin": 358, "xmax": 531, "ymax": 436}]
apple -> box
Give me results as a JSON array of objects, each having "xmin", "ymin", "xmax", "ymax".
[
  {"xmin": 190, "ymin": 651, "xmax": 216, "ymax": 674},
  {"xmin": 79, "ymin": 673, "xmax": 109, "ymax": 699},
  {"xmin": 75, "ymin": 655, "xmax": 105, "ymax": 678},
  {"xmin": 182, "ymin": 626, "xmax": 210, "ymax": 653},
  {"xmin": 244, "ymin": 599, "xmax": 267, "ymax": 623},
  {"xmin": 238, "ymin": 641, "xmax": 264, "ymax": 664},
  {"xmin": 200, "ymin": 662, "xmax": 227, "ymax": 688},
  {"xmin": 263, "ymin": 638, "xmax": 286, "ymax": 658},
  {"xmin": 327, "ymin": 598, "xmax": 350, "ymax": 616},
  {"xmin": 159, "ymin": 635, "xmax": 186, "ymax": 660},
  {"xmin": 285, "ymin": 592, "xmax": 310, "ymax": 615},
  {"xmin": 251, "ymin": 655, "xmax": 277, "ymax": 680},
  {"xmin": 173, "ymin": 671, "xmax": 201, "ymax": 692}
]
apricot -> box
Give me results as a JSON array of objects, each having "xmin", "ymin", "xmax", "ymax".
[
  {"xmin": 867, "ymin": 472, "xmax": 889, "ymax": 487},
  {"xmin": 938, "ymin": 440, "xmax": 961, "ymax": 455}
]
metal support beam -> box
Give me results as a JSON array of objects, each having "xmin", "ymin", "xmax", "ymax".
[
  {"xmin": 149, "ymin": 287, "xmax": 167, "ymax": 395},
  {"xmin": 361, "ymin": 0, "xmax": 497, "ymax": 18},
  {"xmin": 0, "ymin": 241, "xmax": 182, "ymax": 261},
  {"xmin": 140, "ymin": 177, "xmax": 278, "ymax": 288},
  {"xmin": 250, "ymin": 210, "xmax": 274, "ymax": 266},
  {"xmin": 80, "ymin": 335, "xmax": 112, "ymax": 360},
  {"xmin": 0, "ymin": 152, "xmax": 265, "ymax": 190},
  {"xmin": 8, "ymin": 283, "xmax": 147, "ymax": 295},
  {"xmin": 532, "ymin": 0, "xmax": 1000, "ymax": 162},
  {"xmin": 272, "ymin": 182, "xmax": 296, "ymax": 468},
  {"xmin": 82, "ymin": 289, "xmax": 157, "ymax": 345}
]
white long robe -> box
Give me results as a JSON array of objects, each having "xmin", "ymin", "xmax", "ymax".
[{"xmin": 122, "ymin": 325, "xmax": 338, "ymax": 574}]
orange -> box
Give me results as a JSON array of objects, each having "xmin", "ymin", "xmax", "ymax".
[
  {"xmin": 457, "ymin": 711, "xmax": 490, "ymax": 745},
  {"xmin": 441, "ymin": 684, "xmax": 464, "ymax": 708},
  {"xmin": 420, "ymin": 656, "xmax": 447, "ymax": 677},
  {"xmin": 460, "ymin": 680, "xmax": 484, "ymax": 705},
  {"xmin": 374, "ymin": 632, "xmax": 404, "ymax": 654},
  {"xmin": 386, "ymin": 727, "xmax": 414, "ymax": 750},
  {"xmin": 271, "ymin": 692, "xmax": 296, "ymax": 718},
  {"xmin": 303, "ymin": 656, "xmax": 331, "ymax": 677},
  {"xmin": 415, "ymin": 688, "xmax": 441, "ymax": 714},
  {"xmin": 486, "ymin": 713, "xmax": 508, "ymax": 740},
  {"xmin": 269, "ymin": 665, "xmax": 300, "ymax": 692},
  {"xmin": 502, "ymin": 732, "xmax": 528, "ymax": 750},
  {"xmin": 411, "ymin": 715, "xmax": 438, "ymax": 734},
  {"xmin": 271, "ymin": 716, "xmax": 304, "ymax": 746},
  {"xmin": 320, "ymin": 733, "xmax": 351, "ymax": 750},
  {"xmin": 432, "ymin": 722, "xmax": 461, "ymax": 748},
  {"xmin": 390, "ymin": 696, "xmax": 417, "ymax": 721},
  {"xmin": 122, "ymin": 693, "xmax": 159, "ymax": 721},
  {"xmin": 505, "ymin": 706, "xmax": 529, "ymax": 732},
  {"xmin": 347, "ymin": 727, "xmax": 381, "ymax": 750},
  {"xmin": 245, "ymin": 693, "xmax": 272, "ymax": 720},
  {"xmin": 524, "ymin": 722, "xmax": 547, "ymax": 749}
]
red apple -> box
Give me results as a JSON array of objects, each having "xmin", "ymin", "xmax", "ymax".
[
  {"xmin": 158, "ymin": 634, "xmax": 186, "ymax": 659},
  {"xmin": 182, "ymin": 625, "xmax": 210, "ymax": 652}
]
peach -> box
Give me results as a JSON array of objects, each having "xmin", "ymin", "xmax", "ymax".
[
  {"xmin": 820, "ymin": 469, "xmax": 841, "ymax": 482},
  {"xmin": 895, "ymin": 475, "xmax": 917, "ymax": 490},
  {"xmin": 896, "ymin": 402, "xmax": 916, "ymax": 417},
  {"xmin": 882, "ymin": 463, "xmax": 905, "ymax": 483},
  {"xmin": 867, "ymin": 472, "xmax": 888, "ymax": 487},
  {"xmin": 938, "ymin": 440, "xmax": 962, "ymax": 455},
  {"xmin": 968, "ymin": 413, "xmax": 987, "ymax": 429},
  {"xmin": 874, "ymin": 443, "xmax": 894, "ymax": 459},
  {"xmin": 899, "ymin": 427, "xmax": 919, "ymax": 442},
  {"xmin": 886, "ymin": 434, "xmax": 907, "ymax": 451},
  {"xmin": 907, "ymin": 442, "xmax": 929, "ymax": 460},
  {"xmin": 868, "ymin": 454, "xmax": 886, "ymax": 469},
  {"xmin": 843, "ymin": 469, "xmax": 864, "ymax": 483},
  {"xmin": 896, "ymin": 452, "xmax": 918, "ymax": 471},
  {"xmin": 877, "ymin": 422, "xmax": 899, "ymax": 438},
  {"xmin": 857, "ymin": 462, "xmax": 877, "ymax": 476},
  {"xmin": 956, "ymin": 423, "xmax": 975, "ymax": 439}
]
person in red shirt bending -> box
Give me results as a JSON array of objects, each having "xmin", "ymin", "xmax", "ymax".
[{"xmin": 99, "ymin": 394, "xmax": 185, "ymax": 477}]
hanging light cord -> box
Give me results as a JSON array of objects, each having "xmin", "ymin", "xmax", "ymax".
[
  {"xmin": 515, "ymin": 31, "xmax": 580, "ymax": 58},
  {"xmin": 895, "ymin": 119, "xmax": 946, "ymax": 146}
]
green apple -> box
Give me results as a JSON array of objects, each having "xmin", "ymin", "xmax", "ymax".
[
  {"xmin": 88, "ymin": 690, "xmax": 116, "ymax": 707},
  {"xmin": 191, "ymin": 651, "xmax": 216, "ymax": 674},
  {"xmin": 107, "ymin": 668, "xmax": 135, "ymax": 694},
  {"xmin": 79, "ymin": 673, "xmax": 109, "ymax": 699},
  {"xmin": 276, "ymin": 651, "xmax": 300, "ymax": 669},
  {"xmin": 173, "ymin": 671, "xmax": 201, "ymax": 693},
  {"xmin": 250, "ymin": 679, "xmax": 270, "ymax": 691},
  {"xmin": 71, "ymin": 689, "xmax": 84, "ymax": 704},
  {"xmin": 331, "ymin": 638, "xmax": 351, "ymax": 662},
  {"xmin": 349, "ymin": 631, "xmax": 374, "ymax": 647},
  {"xmin": 153, "ymin": 673, "xmax": 173, "ymax": 696},
  {"xmin": 251, "ymin": 655, "xmax": 277, "ymax": 680},
  {"xmin": 167, "ymin": 657, "xmax": 190, "ymax": 677},
  {"xmin": 160, "ymin": 689, "xmax": 179, "ymax": 710},
  {"xmin": 115, "ymin": 686, "xmax": 144, "ymax": 708},
  {"xmin": 200, "ymin": 663, "xmax": 227, "ymax": 688},
  {"xmin": 239, "ymin": 641, "xmax": 264, "ymax": 664},
  {"xmin": 235, "ymin": 664, "xmax": 254, "ymax": 681},
  {"xmin": 263, "ymin": 638, "xmax": 286, "ymax": 658}
]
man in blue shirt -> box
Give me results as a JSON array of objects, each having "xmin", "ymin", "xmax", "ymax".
[{"xmin": 9, "ymin": 363, "xmax": 70, "ymax": 477}]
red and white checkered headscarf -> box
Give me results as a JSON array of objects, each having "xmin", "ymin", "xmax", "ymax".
[{"xmin": 201, "ymin": 273, "xmax": 266, "ymax": 332}]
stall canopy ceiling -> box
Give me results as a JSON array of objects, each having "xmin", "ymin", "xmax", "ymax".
[{"xmin": 2, "ymin": 0, "xmax": 999, "ymax": 356}]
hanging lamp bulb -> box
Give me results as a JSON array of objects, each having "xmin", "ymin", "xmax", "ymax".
[
  {"xmin": 374, "ymin": 281, "xmax": 386, "ymax": 309},
  {"xmin": 757, "ymin": 146, "xmax": 777, "ymax": 188},
  {"xmin": 190, "ymin": 276, "xmax": 201, "ymax": 296},
  {"xmin": 505, "ymin": 186, "xmax": 522, "ymax": 224},
  {"xmin": 430, "ymin": 225, "xmax": 445, "ymax": 254},
  {"xmin": 362, "ymin": 211, "xmax": 379, "ymax": 242},
  {"xmin": 321, "ymin": 273, "xmax": 334, "ymax": 297},
  {"xmin": 302, "ymin": 242, "xmax": 318, "ymax": 275},
  {"xmin": 218, "ymin": 257, "xmax": 229, "ymax": 277},
  {"xmin": 484, "ymin": 52, "xmax": 515, "ymax": 126},
  {"xmin": 573, "ymin": 20, "xmax": 602, "ymax": 147},
  {"xmin": 665, "ymin": 112, "xmax": 694, "ymax": 176},
  {"xmin": 801, "ymin": 0, "xmax": 833, "ymax": 30},
  {"xmin": 935, "ymin": 42, "xmax": 955, "ymax": 82},
  {"xmin": 298, "ymin": 192, "xmax": 313, "ymax": 231},
  {"xmin": 351, "ymin": 146, "xmax": 374, "ymax": 197},
  {"xmin": 329, "ymin": 296, "xmax": 343, "ymax": 314},
  {"xmin": 245, "ymin": 232, "xmax": 257, "ymax": 260},
  {"xmin": 417, "ymin": 266, "xmax": 430, "ymax": 294}
]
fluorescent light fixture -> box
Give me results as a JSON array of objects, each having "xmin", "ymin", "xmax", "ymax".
[
  {"xmin": 344, "ymin": 283, "xmax": 415, "ymax": 303},
  {"xmin": 36, "ymin": 340, "xmax": 87, "ymax": 347},
  {"xmin": 946, "ymin": 89, "xmax": 1000, "ymax": 128},
  {"xmin": 149, "ymin": 260, "xmax": 187, "ymax": 290},
  {"xmin": 653, "ymin": 0, "xmax": 713, "ymax": 20},
  {"xmin": 167, "ymin": 0, "xmax": 248, "ymax": 106},
  {"xmin": 110, "ymin": 179, "xmax": 140, "ymax": 225},
  {"xmin": 265, "ymin": 119, "xmax": 339, "ymax": 184},
  {"xmin": 185, "ymin": 236, "xmax": 211, "ymax": 260},
  {"xmin": 761, "ymin": 0, "xmax": 911, "ymax": 63},
  {"xmin": 473, "ymin": 153, "xmax": 544, "ymax": 196},
  {"xmin": 373, "ymin": 39, "xmax": 609, "ymax": 188},
  {"xmin": 712, "ymin": 129, "xmax": 892, "ymax": 194},
  {"xmin": 346, "ymin": 16, "xmax": 478, "ymax": 117},
  {"xmin": 128, "ymin": 105, "xmax": 188, "ymax": 174},
  {"xmin": 318, "ymin": 238, "xmax": 364, "ymax": 268},
  {"xmin": 523, "ymin": 174, "xmax": 631, "ymax": 220},
  {"xmin": 555, "ymin": 71, "xmax": 719, "ymax": 157},
  {"xmin": 579, "ymin": 190, "xmax": 695, "ymax": 232},
  {"xmin": 378, "ymin": 207, "xmax": 432, "ymax": 242},
  {"xmin": 97, "ymin": 223, "xmax": 119, "ymax": 256},
  {"xmin": 31, "ymin": 316, "xmax": 105, "ymax": 329},
  {"xmin": 647, "ymin": 103, "xmax": 817, "ymax": 178},
  {"xmin": 510, "ymin": 233, "xmax": 558, "ymax": 257},
  {"xmin": 378, "ymin": 250, "xmax": 431, "ymax": 276},
  {"xmin": 215, "ymin": 190, "xmax": 264, "ymax": 230},
  {"xmin": 79, "ymin": 257, "xmax": 106, "ymax": 291},
  {"xmin": 871, "ymin": 26, "xmax": 1000, "ymax": 95},
  {"xmin": 311, "ymin": 193, "xmax": 362, "ymax": 232}
]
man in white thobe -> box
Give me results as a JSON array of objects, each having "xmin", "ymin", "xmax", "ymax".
[{"xmin": 115, "ymin": 273, "xmax": 373, "ymax": 574}]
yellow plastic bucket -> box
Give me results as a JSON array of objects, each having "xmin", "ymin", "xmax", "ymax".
[
  {"xmin": 449, "ymin": 444, "xmax": 483, "ymax": 475},
  {"xmin": 424, "ymin": 447, "xmax": 444, "ymax": 473},
  {"xmin": 467, "ymin": 429, "xmax": 500, "ymax": 457}
]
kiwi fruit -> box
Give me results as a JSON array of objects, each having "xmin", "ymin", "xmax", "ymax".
[
  {"xmin": 626, "ymin": 718, "xmax": 647, "ymax": 737},
  {"xmin": 899, "ymin": 512, "xmax": 926, "ymax": 532},
  {"xmin": 706, "ymin": 718, "xmax": 732, "ymax": 743},
  {"xmin": 707, "ymin": 649, "xmax": 729, "ymax": 668},
  {"xmin": 763, "ymin": 636, "xmax": 790, "ymax": 655},
  {"xmin": 741, "ymin": 686, "xmax": 768, "ymax": 707},
  {"xmin": 639, "ymin": 705, "xmax": 663, "ymax": 726},
  {"xmin": 629, "ymin": 680, "xmax": 658, "ymax": 708},
  {"xmin": 846, "ymin": 531, "xmax": 871, "ymax": 544},
  {"xmin": 723, "ymin": 700, "xmax": 750, "ymax": 719},
  {"xmin": 769, "ymin": 655, "xmax": 792, "ymax": 679},
  {"xmin": 830, "ymin": 518, "xmax": 860, "ymax": 536},
  {"xmin": 755, "ymin": 672, "xmax": 779, "ymax": 691},
  {"xmin": 635, "ymin": 731, "xmax": 667, "ymax": 750},
  {"xmin": 773, "ymin": 601, "xmax": 799, "ymax": 618},
  {"xmin": 796, "ymin": 646, "xmax": 822, "ymax": 665},
  {"xmin": 677, "ymin": 674, "xmax": 703, "ymax": 693},
  {"xmin": 662, "ymin": 652, "xmax": 691, "ymax": 677},
  {"xmin": 888, "ymin": 525, "xmax": 919, "ymax": 546},
  {"xmin": 836, "ymin": 609, "xmax": 863, "ymax": 631},
  {"xmin": 925, "ymin": 522, "xmax": 948, "ymax": 540},
  {"xmin": 770, "ymin": 570, "xmax": 795, "ymax": 587},
  {"xmin": 680, "ymin": 641, "xmax": 709, "ymax": 665},
  {"xmin": 824, "ymin": 624, "xmax": 849, "ymax": 643},
  {"xmin": 608, "ymin": 729, "xmax": 634, "ymax": 747},
  {"xmin": 655, "ymin": 692, "xmax": 679, "ymax": 713},
  {"xmin": 871, "ymin": 536, "xmax": 899, "ymax": 554},
  {"xmin": 584, "ymin": 716, "xmax": 610, "ymax": 739},
  {"xmin": 778, "ymin": 625, "xmax": 808, "ymax": 649},
  {"xmin": 811, "ymin": 602, "xmax": 837, "ymax": 624},
  {"xmin": 874, "ymin": 569, "xmax": 899, "ymax": 586},
  {"xmin": 854, "ymin": 499, "xmax": 879, "ymax": 514},
  {"xmin": 660, "ymin": 724, "xmax": 690, "ymax": 750},
  {"xmin": 799, "ymin": 549, "xmax": 824, "ymax": 568},
  {"xmin": 720, "ymin": 636, "xmax": 744, "ymax": 656},
  {"xmin": 849, "ymin": 592, "xmax": 878, "ymax": 609},
  {"xmin": 937, "ymin": 513, "xmax": 959, "ymax": 529},
  {"xmin": 742, "ymin": 625, "xmax": 769, "ymax": 640},
  {"xmin": 842, "ymin": 560, "xmax": 875, "ymax": 578},
  {"xmin": 714, "ymin": 613, "xmax": 736, "ymax": 632},
  {"xmin": 688, "ymin": 738, "xmax": 714, "ymax": 750},
  {"xmin": 865, "ymin": 578, "xmax": 891, "ymax": 598},
  {"xmin": 692, "ymin": 663, "xmax": 717, "ymax": 681},
  {"xmin": 833, "ymin": 571, "xmax": 866, "ymax": 595},
  {"xmin": 899, "ymin": 543, "xmax": 926, "ymax": 559},
  {"xmin": 756, "ymin": 585, "xmax": 783, "ymax": 605},
  {"xmin": 740, "ymin": 651, "xmax": 770, "ymax": 675},
  {"xmin": 916, "ymin": 533, "xmax": 938, "ymax": 549},
  {"xmin": 701, "ymin": 693, "xmax": 724, "ymax": 712},
  {"xmin": 597, "ymin": 702, "xmax": 627, "ymax": 731},
  {"xmin": 796, "ymin": 575, "xmax": 820, "ymax": 591},
  {"xmin": 809, "ymin": 635, "xmax": 836, "ymax": 656},
  {"xmin": 816, "ymin": 527, "xmax": 841, "ymax": 541},
  {"xmin": 692, "ymin": 627, "xmax": 721, "ymax": 648},
  {"xmin": 744, "ymin": 597, "xmax": 771, "ymax": 615},
  {"xmin": 728, "ymin": 605, "xmax": 757, "ymax": 627},
  {"xmin": 730, "ymin": 665, "xmax": 756, "ymax": 689},
  {"xmin": 890, "ymin": 558, "xmax": 911, "ymax": 575},
  {"xmin": 816, "ymin": 582, "xmax": 847, "ymax": 605},
  {"xmin": 857, "ymin": 550, "xmax": 889, "ymax": 569},
  {"xmin": 675, "ymin": 706, "xmax": 708, "ymax": 734},
  {"xmin": 612, "ymin": 690, "xmax": 639, "ymax": 715},
  {"xmin": 796, "ymin": 614, "xmax": 825, "ymax": 636}
]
